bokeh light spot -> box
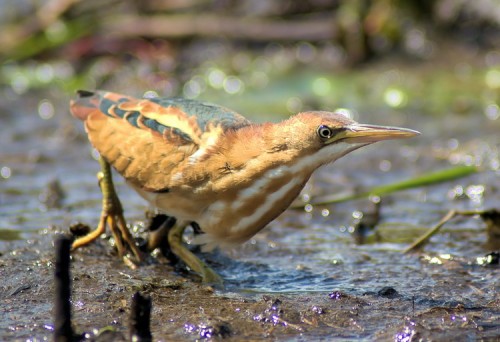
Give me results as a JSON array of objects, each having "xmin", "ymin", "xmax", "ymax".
[
  {"xmin": 484, "ymin": 103, "xmax": 499, "ymax": 120},
  {"xmin": 183, "ymin": 79, "xmax": 202, "ymax": 99},
  {"xmin": 223, "ymin": 76, "xmax": 244, "ymax": 94},
  {"xmin": 485, "ymin": 68, "xmax": 500, "ymax": 89},
  {"xmin": 312, "ymin": 77, "xmax": 331, "ymax": 96},
  {"xmin": 45, "ymin": 20, "xmax": 68, "ymax": 43},
  {"xmin": 36, "ymin": 64, "xmax": 54, "ymax": 83},
  {"xmin": 143, "ymin": 90, "xmax": 158, "ymax": 98},
  {"xmin": 38, "ymin": 99, "xmax": 54, "ymax": 120},
  {"xmin": 379, "ymin": 160, "xmax": 392, "ymax": 172},
  {"xmin": 296, "ymin": 42, "xmax": 317, "ymax": 63},
  {"xmin": 11, "ymin": 73, "xmax": 29, "ymax": 94},
  {"xmin": 352, "ymin": 211, "xmax": 363, "ymax": 219},
  {"xmin": 1, "ymin": 166, "xmax": 11, "ymax": 179},
  {"xmin": 383, "ymin": 88, "xmax": 408, "ymax": 108},
  {"xmin": 207, "ymin": 68, "xmax": 226, "ymax": 89}
]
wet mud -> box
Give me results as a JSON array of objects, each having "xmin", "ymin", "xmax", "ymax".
[{"xmin": 1, "ymin": 53, "xmax": 500, "ymax": 340}]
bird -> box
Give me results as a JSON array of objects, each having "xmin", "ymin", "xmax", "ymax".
[{"xmin": 70, "ymin": 89, "xmax": 419, "ymax": 283}]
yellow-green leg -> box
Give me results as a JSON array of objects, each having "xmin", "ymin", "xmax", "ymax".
[
  {"xmin": 167, "ymin": 221, "xmax": 223, "ymax": 285},
  {"xmin": 72, "ymin": 156, "xmax": 142, "ymax": 262}
]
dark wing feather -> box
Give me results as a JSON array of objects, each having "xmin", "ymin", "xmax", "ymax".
[
  {"xmin": 149, "ymin": 97, "xmax": 251, "ymax": 132},
  {"xmin": 70, "ymin": 90, "xmax": 252, "ymax": 192}
]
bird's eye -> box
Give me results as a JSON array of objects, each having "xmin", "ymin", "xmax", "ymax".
[{"xmin": 317, "ymin": 125, "xmax": 333, "ymax": 140}]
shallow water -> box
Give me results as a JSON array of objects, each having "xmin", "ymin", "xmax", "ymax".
[{"xmin": 0, "ymin": 51, "xmax": 499, "ymax": 340}]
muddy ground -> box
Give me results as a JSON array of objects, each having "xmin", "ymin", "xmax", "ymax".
[
  {"xmin": 1, "ymin": 43, "xmax": 500, "ymax": 340},
  {"xmin": 1, "ymin": 222, "xmax": 499, "ymax": 341},
  {"xmin": 1, "ymin": 126, "xmax": 499, "ymax": 340}
]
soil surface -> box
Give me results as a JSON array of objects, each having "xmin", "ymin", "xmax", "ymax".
[{"xmin": 1, "ymin": 50, "xmax": 499, "ymax": 340}]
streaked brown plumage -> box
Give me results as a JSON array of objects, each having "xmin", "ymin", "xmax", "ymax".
[{"xmin": 70, "ymin": 90, "xmax": 419, "ymax": 282}]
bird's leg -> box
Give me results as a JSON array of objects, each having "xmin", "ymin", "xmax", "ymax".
[
  {"xmin": 146, "ymin": 215, "xmax": 175, "ymax": 252},
  {"xmin": 145, "ymin": 214, "xmax": 178, "ymax": 262},
  {"xmin": 167, "ymin": 221, "xmax": 223, "ymax": 285},
  {"xmin": 71, "ymin": 156, "xmax": 143, "ymax": 262}
]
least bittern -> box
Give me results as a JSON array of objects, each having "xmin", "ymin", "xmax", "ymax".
[{"xmin": 70, "ymin": 90, "xmax": 419, "ymax": 283}]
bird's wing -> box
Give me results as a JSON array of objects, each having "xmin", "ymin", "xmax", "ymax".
[{"xmin": 70, "ymin": 90, "xmax": 251, "ymax": 192}]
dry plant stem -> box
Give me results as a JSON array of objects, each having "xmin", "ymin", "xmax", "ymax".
[
  {"xmin": 105, "ymin": 14, "xmax": 338, "ymax": 41},
  {"xmin": 71, "ymin": 156, "xmax": 143, "ymax": 262},
  {"xmin": 403, "ymin": 209, "xmax": 487, "ymax": 254}
]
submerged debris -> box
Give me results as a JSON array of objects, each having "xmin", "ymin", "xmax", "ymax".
[
  {"xmin": 481, "ymin": 210, "xmax": 500, "ymax": 250},
  {"xmin": 40, "ymin": 179, "xmax": 66, "ymax": 209},
  {"xmin": 69, "ymin": 222, "xmax": 91, "ymax": 238},
  {"xmin": 476, "ymin": 251, "xmax": 499, "ymax": 266},
  {"xmin": 353, "ymin": 196, "xmax": 381, "ymax": 244},
  {"xmin": 377, "ymin": 286, "xmax": 399, "ymax": 298}
]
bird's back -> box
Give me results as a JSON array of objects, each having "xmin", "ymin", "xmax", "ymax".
[{"xmin": 70, "ymin": 90, "xmax": 251, "ymax": 192}]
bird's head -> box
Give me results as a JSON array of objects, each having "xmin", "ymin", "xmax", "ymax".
[{"xmin": 268, "ymin": 111, "xmax": 420, "ymax": 169}]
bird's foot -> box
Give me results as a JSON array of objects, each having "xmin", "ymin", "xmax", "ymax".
[
  {"xmin": 71, "ymin": 157, "xmax": 143, "ymax": 264},
  {"xmin": 71, "ymin": 187, "xmax": 143, "ymax": 264},
  {"xmin": 167, "ymin": 221, "xmax": 223, "ymax": 285}
]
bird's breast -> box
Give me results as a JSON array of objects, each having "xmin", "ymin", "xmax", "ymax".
[
  {"xmin": 130, "ymin": 183, "xmax": 208, "ymax": 221},
  {"xmin": 197, "ymin": 165, "xmax": 310, "ymax": 247},
  {"xmin": 131, "ymin": 159, "xmax": 314, "ymax": 250}
]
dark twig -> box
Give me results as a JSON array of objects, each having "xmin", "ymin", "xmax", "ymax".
[
  {"xmin": 129, "ymin": 292, "xmax": 153, "ymax": 342},
  {"xmin": 54, "ymin": 235, "xmax": 74, "ymax": 342}
]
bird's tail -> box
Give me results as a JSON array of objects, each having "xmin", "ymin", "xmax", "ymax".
[
  {"xmin": 69, "ymin": 90, "xmax": 101, "ymax": 121},
  {"xmin": 70, "ymin": 90, "xmax": 134, "ymax": 121}
]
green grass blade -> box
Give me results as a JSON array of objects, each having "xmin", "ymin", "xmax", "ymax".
[{"xmin": 298, "ymin": 165, "xmax": 478, "ymax": 207}]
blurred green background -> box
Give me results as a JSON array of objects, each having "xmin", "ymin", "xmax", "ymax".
[{"xmin": 1, "ymin": 0, "xmax": 499, "ymax": 121}]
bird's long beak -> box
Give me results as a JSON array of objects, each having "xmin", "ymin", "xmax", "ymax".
[{"xmin": 339, "ymin": 124, "xmax": 420, "ymax": 144}]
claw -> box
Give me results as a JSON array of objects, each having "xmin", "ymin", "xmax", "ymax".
[
  {"xmin": 72, "ymin": 156, "xmax": 221, "ymax": 283},
  {"xmin": 71, "ymin": 156, "xmax": 143, "ymax": 263}
]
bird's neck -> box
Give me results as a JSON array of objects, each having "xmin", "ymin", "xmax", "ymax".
[
  {"xmin": 225, "ymin": 119, "xmax": 354, "ymax": 176},
  {"xmin": 209, "ymin": 121, "xmax": 318, "ymax": 185}
]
